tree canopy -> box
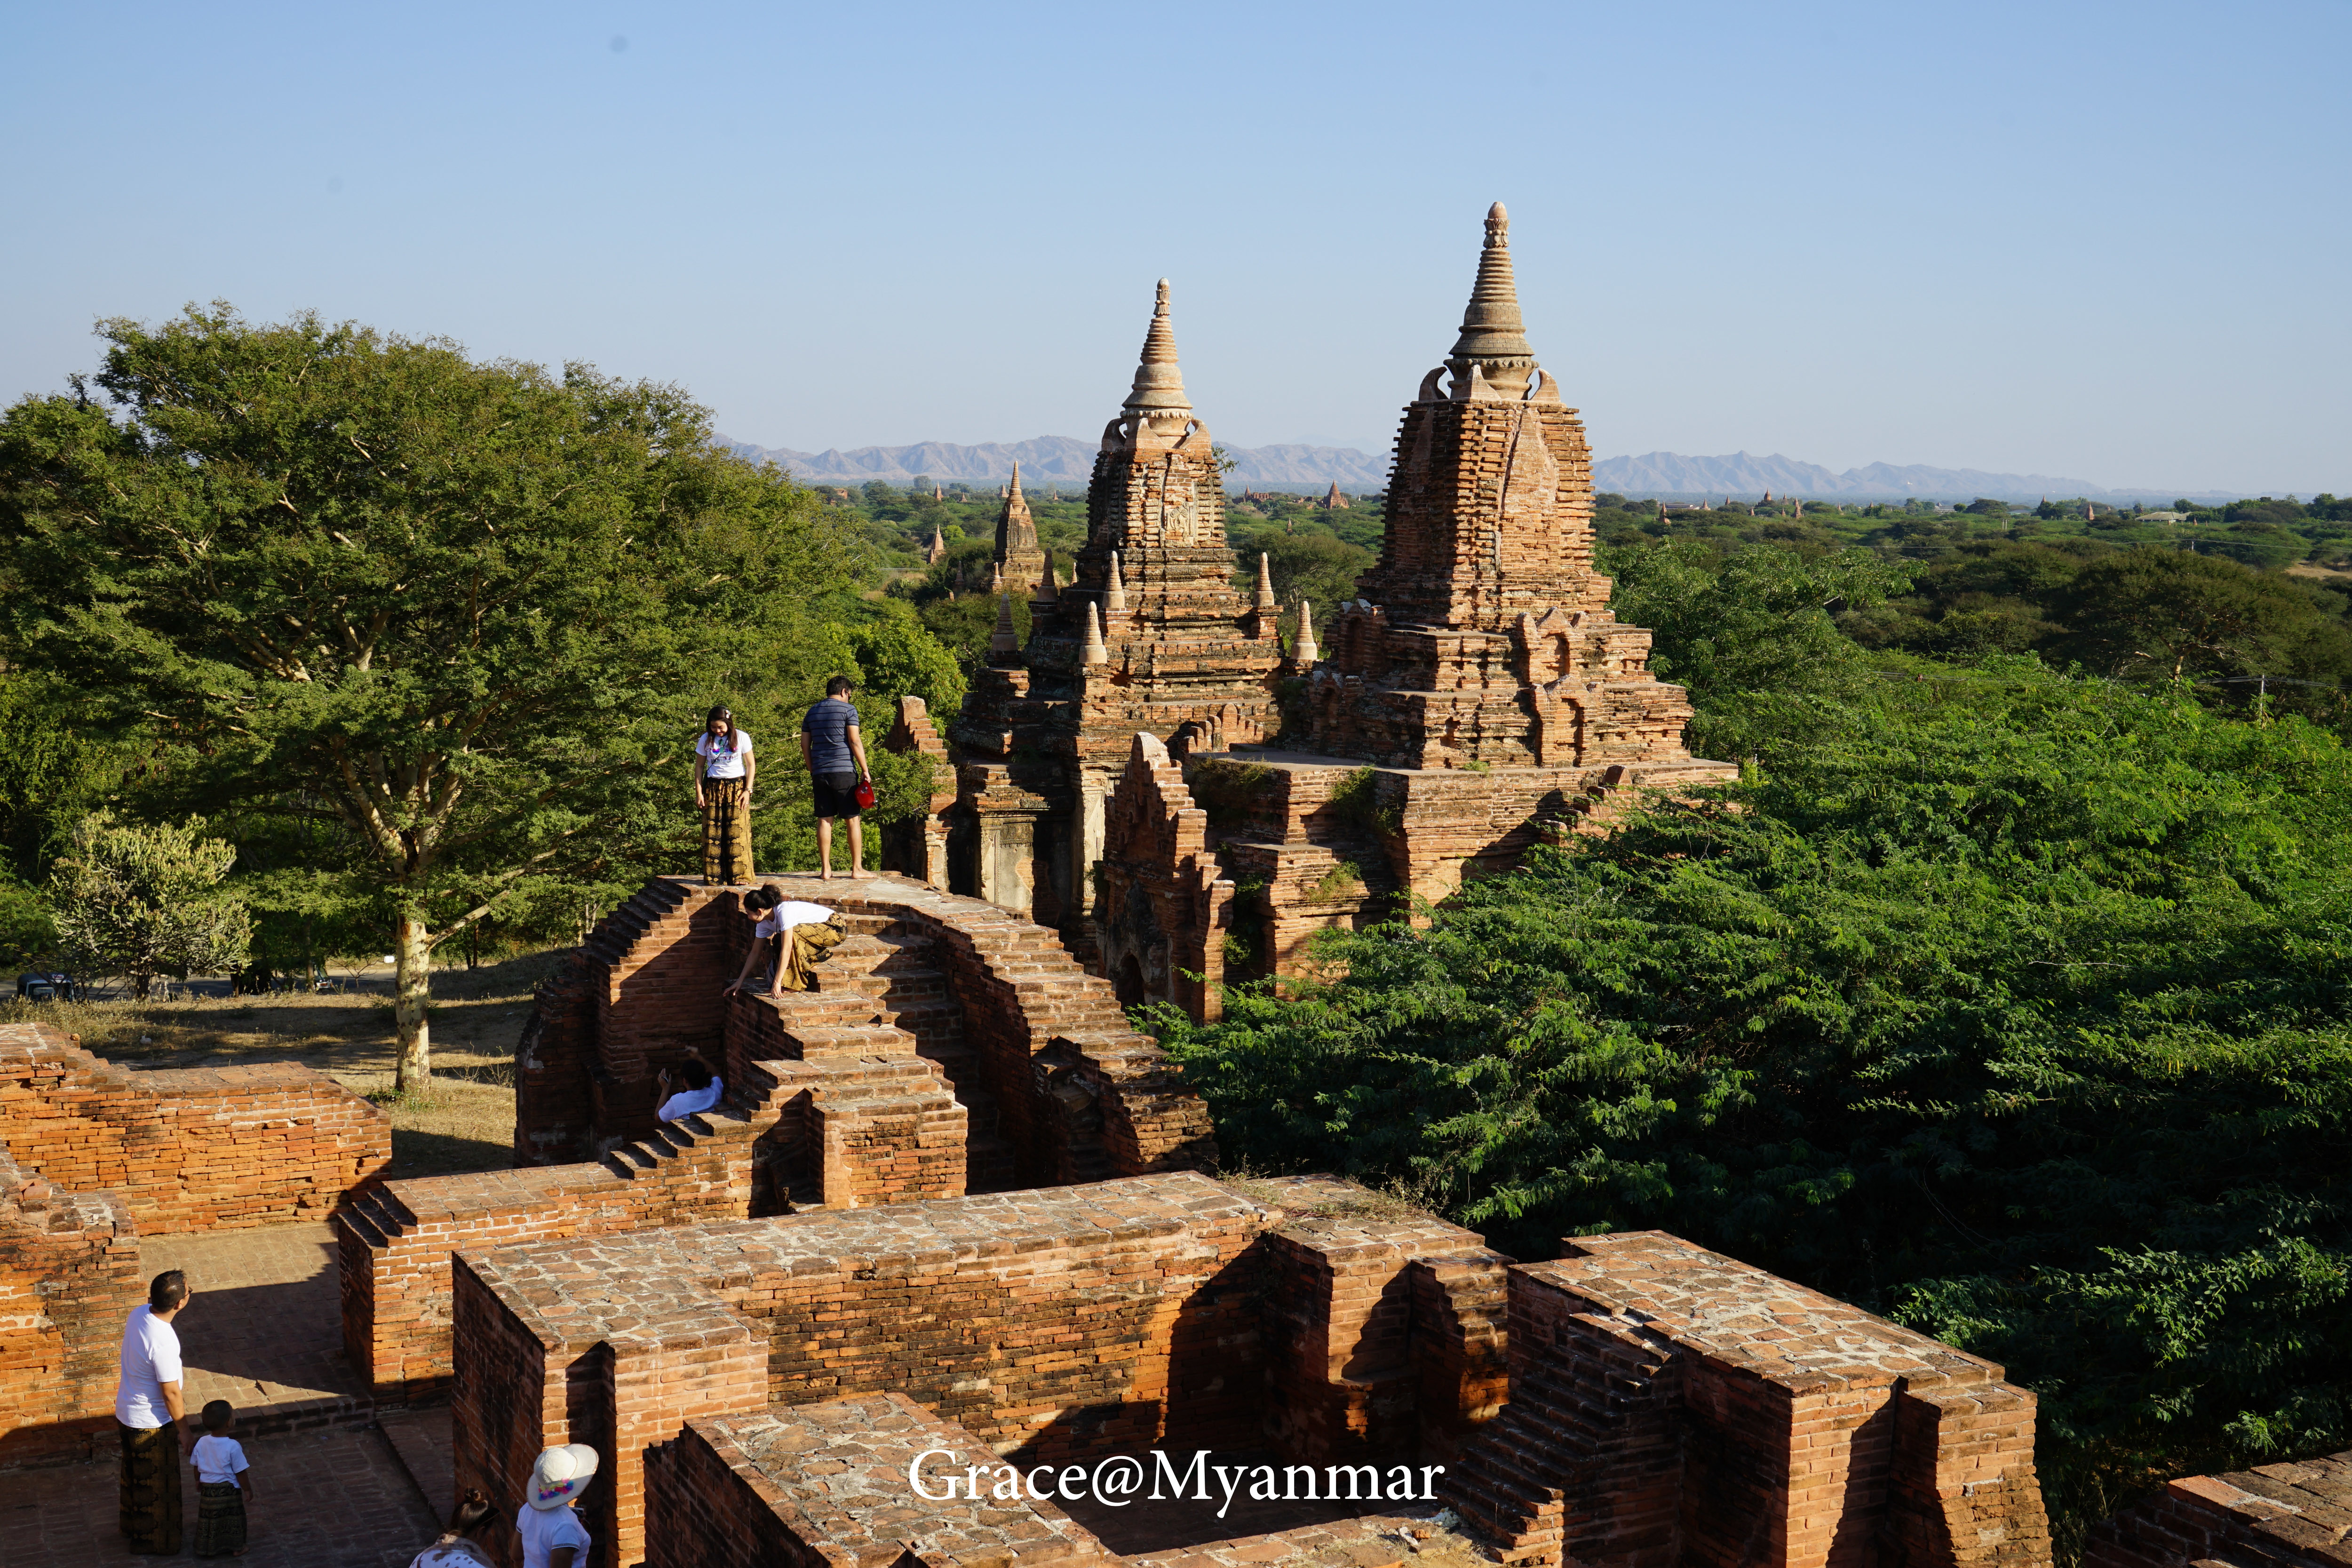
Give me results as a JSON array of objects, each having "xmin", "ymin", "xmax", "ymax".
[
  {"xmin": 1152, "ymin": 661, "xmax": 2352, "ymax": 1548},
  {"xmin": 0, "ymin": 305, "xmax": 862, "ymax": 1083}
]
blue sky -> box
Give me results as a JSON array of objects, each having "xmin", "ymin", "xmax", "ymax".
[{"xmin": 3, "ymin": 1, "xmax": 2344, "ymax": 493}]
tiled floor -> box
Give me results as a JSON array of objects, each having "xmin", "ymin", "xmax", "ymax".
[
  {"xmin": 5, "ymin": 1223, "xmax": 449, "ymax": 1566},
  {"xmin": 0, "ymin": 1425, "xmax": 440, "ymax": 1568},
  {"xmin": 139, "ymin": 1224, "xmax": 369, "ymax": 1429}
]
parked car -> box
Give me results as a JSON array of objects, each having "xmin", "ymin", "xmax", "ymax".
[{"xmin": 15, "ymin": 971, "xmax": 76, "ymax": 1001}]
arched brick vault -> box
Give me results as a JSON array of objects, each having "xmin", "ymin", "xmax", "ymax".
[
  {"xmin": 1097, "ymin": 732, "xmax": 1232, "ymax": 1021},
  {"xmin": 340, "ymin": 873, "xmax": 1218, "ymax": 1405}
]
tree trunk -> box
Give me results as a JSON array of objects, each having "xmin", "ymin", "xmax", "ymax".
[{"xmin": 393, "ymin": 914, "xmax": 433, "ymax": 1094}]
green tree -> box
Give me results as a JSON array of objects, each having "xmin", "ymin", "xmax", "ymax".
[
  {"xmin": 847, "ymin": 599, "xmax": 968, "ymax": 716},
  {"xmin": 48, "ymin": 812, "xmax": 250, "ymax": 998},
  {"xmin": 1152, "ymin": 662, "xmax": 2352, "ymax": 1546},
  {"xmin": 0, "ymin": 306, "xmax": 856, "ymax": 1087},
  {"xmin": 1596, "ymin": 541, "xmax": 1913, "ymax": 753},
  {"xmin": 2054, "ymin": 547, "xmax": 2352, "ymax": 688}
]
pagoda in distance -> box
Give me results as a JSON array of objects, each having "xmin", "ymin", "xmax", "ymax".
[{"xmin": 886, "ymin": 206, "xmax": 1734, "ymax": 1019}]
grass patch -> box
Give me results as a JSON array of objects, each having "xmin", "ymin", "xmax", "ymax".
[
  {"xmin": 4, "ymin": 947, "xmax": 563, "ymax": 1180},
  {"xmin": 1306, "ymin": 860, "xmax": 1365, "ymax": 901}
]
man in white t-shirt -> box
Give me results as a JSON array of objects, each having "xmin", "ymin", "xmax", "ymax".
[{"xmin": 115, "ymin": 1268, "xmax": 194, "ymax": 1552}]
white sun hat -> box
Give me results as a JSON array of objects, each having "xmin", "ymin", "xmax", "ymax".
[{"xmin": 528, "ymin": 1443, "xmax": 600, "ymax": 1510}]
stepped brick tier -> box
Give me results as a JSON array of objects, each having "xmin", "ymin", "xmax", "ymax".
[
  {"xmin": 1442, "ymin": 1232, "xmax": 2052, "ymax": 1568},
  {"xmin": 0, "ymin": 1021, "xmax": 389, "ymax": 1465},
  {"xmin": 438, "ymin": 1172, "xmax": 2047, "ymax": 1568},
  {"xmin": 512, "ymin": 873, "xmax": 1213, "ymax": 1180},
  {"xmin": 937, "ymin": 279, "xmax": 1283, "ymax": 953},
  {"xmin": 2086, "ymin": 1452, "xmax": 2352, "ymax": 1568},
  {"xmin": 344, "ymin": 874, "xmax": 1215, "ymax": 1404},
  {"xmin": 885, "ymin": 209, "xmax": 1733, "ymax": 1019}
]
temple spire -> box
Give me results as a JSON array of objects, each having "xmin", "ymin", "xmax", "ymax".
[
  {"xmin": 1122, "ymin": 279, "xmax": 1192, "ymax": 420},
  {"xmin": 1446, "ymin": 202, "xmax": 1537, "ymax": 398},
  {"xmin": 997, "ymin": 461, "xmax": 1038, "ymax": 558}
]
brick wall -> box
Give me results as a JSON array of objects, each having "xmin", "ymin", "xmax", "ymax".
[
  {"xmin": 2085, "ymin": 1453, "xmax": 2352, "ymax": 1568},
  {"xmin": 0, "ymin": 1021, "xmax": 389, "ymax": 1235},
  {"xmin": 1248, "ymin": 1176, "xmax": 1513, "ymax": 1467},
  {"xmin": 342, "ymin": 1064, "xmax": 789, "ymax": 1401},
  {"xmin": 1442, "ymin": 1232, "xmax": 2053, "ymax": 1568},
  {"xmin": 515, "ymin": 876, "xmax": 1218, "ymax": 1193},
  {"xmin": 0, "ymin": 1136, "xmax": 143, "ymax": 1466},
  {"xmin": 452, "ymin": 1175, "xmax": 1270, "ymax": 1568},
  {"xmin": 647, "ymin": 1395, "xmax": 1118, "ymax": 1568}
]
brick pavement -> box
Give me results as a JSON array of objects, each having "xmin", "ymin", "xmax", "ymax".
[
  {"xmin": 141, "ymin": 1222, "xmax": 371, "ymax": 1433},
  {"xmin": 0, "ymin": 1424, "xmax": 440, "ymax": 1568}
]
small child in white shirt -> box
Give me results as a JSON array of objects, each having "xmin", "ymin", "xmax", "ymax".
[{"xmin": 190, "ymin": 1398, "xmax": 256, "ymax": 1557}]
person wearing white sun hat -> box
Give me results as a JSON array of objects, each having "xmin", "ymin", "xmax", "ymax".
[{"xmin": 516, "ymin": 1443, "xmax": 597, "ymax": 1568}]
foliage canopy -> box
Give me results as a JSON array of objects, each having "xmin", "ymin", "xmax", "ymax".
[{"xmin": 1152, "ymin": 661, "xmax": 2352, "ymax": 1544}]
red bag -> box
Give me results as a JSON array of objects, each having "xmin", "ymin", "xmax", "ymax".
[{"xmin": 853, "ymin": 776, "xmax": 877, "ymax": 810}]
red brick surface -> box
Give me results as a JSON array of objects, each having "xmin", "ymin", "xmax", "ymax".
[
  {"xmin": 0, "ymin": 1136, "xmax": 142, "ymax": 1464},
  {"xmin": 2085, "ymin": 1450, "xmax": 2352, "ymax": 1568},
  {"xmin": 452, "ymin": 1174, "xmax": 1278, "ymax": 1567},
  {"xmin": 0, "ymin": 1021, "xmax": 390, "ymax": 1234},
  {"xmin": 647, "ymin": 1393, "xmax": 1117, "ymax": 1568},
  {"xmin": 1442, "ymin": 1231, "xmax": 2053, "ymax": 1568}
]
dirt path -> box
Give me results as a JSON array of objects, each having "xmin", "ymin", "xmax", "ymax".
[{"xmin": 2, "ymin": 950, "xmax": 566, "ymax": 1180}]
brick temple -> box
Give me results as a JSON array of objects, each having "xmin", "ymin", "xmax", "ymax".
[
  {"xmin": 890, "ymin": 207, "xmax": 1735, "ymax": 1014},
  {"xmin": 0, "ymin": 210, "xmax": 2275, "ymax": 1568}
]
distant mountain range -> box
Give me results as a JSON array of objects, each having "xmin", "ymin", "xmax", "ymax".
[
  {"xmin": 1591, "ymin": 452, "xmax": 2240, "ymax": 505},
  {"xmin": 720, "ymin": 435, "xmax": 2247, "ymax": 504},
  {"xmin": 719, "ymin": 435, "xmax": 1390, "ymax": 491}
]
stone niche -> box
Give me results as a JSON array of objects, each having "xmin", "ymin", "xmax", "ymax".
[{"xmin": 439, "ymin": 1173, "xmax": 2053, "ymax": 1568}]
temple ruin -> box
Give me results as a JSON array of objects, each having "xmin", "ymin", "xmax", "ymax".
[
  {"xmin": 941, "ymin": 280, "xmax": 1284, "ymax": 950},
  {"xmin": 0, "ymin": 207, "xmax": 2269, "ymax": 1568},
  {"xmin": 890, "ymin": 207, "xmax": 1735, "ymax": 1014}
]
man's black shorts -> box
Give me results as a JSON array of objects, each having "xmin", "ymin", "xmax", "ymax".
[{"xmin": 813, "ymin": 771, "xmax": 862, "ymax": 819}]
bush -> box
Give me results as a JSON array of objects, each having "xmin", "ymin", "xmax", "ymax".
[{"xmin": 1153, "ymin": 661, "xmax": 2352, "ymax": 1547}]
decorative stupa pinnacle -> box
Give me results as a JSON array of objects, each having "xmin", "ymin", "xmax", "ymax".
[
  {"xmin": 1106, "ymin": 550, "xmax": 1128, "ymax": 616},
  {"xmin": 1122, "ymin": 279, "xmax": 1192, "ymax": 421},
  {"xmin": 1253, "ymin": 552, "xmax": 1277, "ymax": 611},
  {"xmin": 989, "ymin": 593, "xmax": 1018, "ymax": 657},
  {"xmin": 997, "ymin": 461, "xmax": 1037, "ymax": 556},
  {"xmin": 1032, "ymin": 549, "xmax": 1059, "ymax": 607},
  {"xmin": 1446, "ymin": 202, "xmax": 1538, "ymax": 398},
  {"xmin": 1082, "ymin": 601, "xmax": 1108, "ymax": 666},
  {"xmin": 1294, "ymin": 601, "xmax": 1319, "ymax": 665}
]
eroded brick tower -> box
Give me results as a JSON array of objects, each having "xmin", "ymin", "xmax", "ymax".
[
  {"xmin": 946, "ymin": 280, "xmax": 1280, "ymax": 949},
  {"xmin": 1311, "ymin": 202, "xmax": 1705, "ymax": 769},
  {"xmin": 1092, "ymin": 206, "xmax": 1737, "ymax": 1009}
]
